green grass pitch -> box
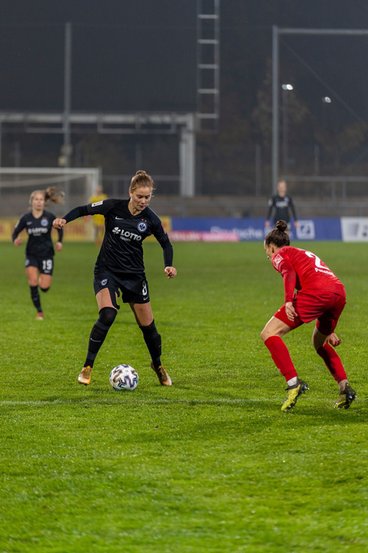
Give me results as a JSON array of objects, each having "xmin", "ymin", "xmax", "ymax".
[{"xmin": 0, "ymin": 240, "xmax": 367, "ymax": 552}]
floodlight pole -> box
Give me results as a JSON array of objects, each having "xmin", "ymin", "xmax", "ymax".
[
  {"xmin": 63, "ymin": 22, "xmax": 72, "ymax": 168},
  {"xmin": 271, "ymin": 26, "xmax": 368, "ymax": 194},
  {"xmin": 272, "ymin": 26, "xmax": 279, "ymax": 194}
]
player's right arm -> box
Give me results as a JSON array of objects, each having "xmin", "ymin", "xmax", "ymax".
[
  {"xmin": 285, "ymin": 301, "xmax": 298, "ymax": 322},
  {"xmin": 265, "ymin": 196, "xmax": 275, "ymax": 226},
  {"xmin": 12, "ymin": 215, "xmax": 27, "ymax": 245},
  {"xmin": 53, "ymin": 205, "xmax": 89, "ymax": 229},
  {"xmin": 276, "ymin": 256, "xmax": 298, "ymax": 321},
  {"xmin": 53, "ymin": 199, "xmax": 116, "ymax": 229}
]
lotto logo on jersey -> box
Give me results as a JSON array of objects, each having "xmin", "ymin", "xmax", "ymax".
[
  {"xmin": 28, "ymin": 227, "xmax": 48, "ymax": 236},
  {"xmin": 91, "ymin": 201, "xmax": 104, "ymax": 207},
  {"xmin": 111, "ymin": 226, "xmax": 142, "ymax": 241}
]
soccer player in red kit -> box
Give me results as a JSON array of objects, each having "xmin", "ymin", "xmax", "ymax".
[{"xmin": 261, "ymin": 220, "xmax": 356, "ymax": 412}]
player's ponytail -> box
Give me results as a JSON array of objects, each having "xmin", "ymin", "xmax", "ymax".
[
  {"xmin": 129, "ymin": 170, "xmax": 155, "ymax": 193},
  {"xmin": 265, "ymin": 219, "xmax": 290, "ymax": 247},
  {"xmin": 44, "ymin": 187, "xmax": 65, "ymax": 204},
  {"xmin": 29, "ymin": 187, "xmax": 64, "ymax": 207}
]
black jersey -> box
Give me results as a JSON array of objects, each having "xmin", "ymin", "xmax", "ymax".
[
  {"xmin": 64, "ymin": 199, "xmax": 173, "ymax": 274},
  {"xmin": 12, "ymin": 210, "xmax": 63, "ymax": 258},
  {"xmin": 266, "ymin": 194, "xmax": 297, "ymax": 224}
]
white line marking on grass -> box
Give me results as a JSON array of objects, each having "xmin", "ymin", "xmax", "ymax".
[{"xmin": 0, "ymin": 397, "xmax": 272, "ymax": 407}]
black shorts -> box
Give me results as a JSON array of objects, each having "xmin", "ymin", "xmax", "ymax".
[
  {"xmin": 25, "ymin": 255, "xmax": 54, "ymax": 275},
  {"xmin": 93, "ymin": 270, "xmax": 150, "ymax": 307}
]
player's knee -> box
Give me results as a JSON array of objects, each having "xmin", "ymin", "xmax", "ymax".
[
  {"xmin": 40, "ymin": 287, "xmax": 50, "ymax": 293},
  {"xmin": 98, "ymin": 306, "xmax": 117, "ymax": 328},
  {"xmin": 260, "ymin": 327, "xmax": 271, "ymax": 342},
  {"xmin": 140, "ymin": 321, "xmax": 162, "ymax": 348},
  {"xmin": 312, "ymin": 327, "xmax": 326, "ymax": 350},
  {"xmin": 140, "ymin": 320, "xmax": 159, "ymax": 338}
]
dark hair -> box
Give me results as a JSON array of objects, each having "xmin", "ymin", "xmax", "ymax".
[
  {"xmin": 129, "ymin": 170, "xmax": 155, "ymax": 193},
  {"xmin": 264, "ymin": 220, "xmax": 290, "ymax": 247}
]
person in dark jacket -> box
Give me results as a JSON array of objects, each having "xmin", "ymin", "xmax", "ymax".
[{"xmin": 265, "ymin": 179, "xmax": 299, "ymax": 230}]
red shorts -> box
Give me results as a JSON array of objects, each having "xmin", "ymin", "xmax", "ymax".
[{"xmin": 274, "ymin": 289, "xmax": 346, "ymax": 335}]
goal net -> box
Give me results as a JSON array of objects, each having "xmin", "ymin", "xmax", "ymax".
[
  {"xmin": 0, "ymin": 167, "xmax": 101, "ymax": 241},
  {"xmin": 0, "ymin": 167, "xmax": 100, "ymax": 218}
]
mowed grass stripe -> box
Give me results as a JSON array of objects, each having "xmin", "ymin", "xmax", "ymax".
[{"xmin": 0, "ymin": 241, "xmax": 367, "ymax": 553}]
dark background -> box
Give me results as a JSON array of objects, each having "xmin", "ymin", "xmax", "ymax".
[
  {"xmin": 0, "ymin": 0, "xmax": 197, "ymax": 112},
  {"xmin": 1, "ymin": 0, "xmax": 368, "ymax": 195}
]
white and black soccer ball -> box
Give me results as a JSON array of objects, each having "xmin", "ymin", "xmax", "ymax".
[{"xmin": 109, "ymin": 364, "xmax": 139, "ymax": 391}]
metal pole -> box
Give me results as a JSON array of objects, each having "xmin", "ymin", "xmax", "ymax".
[
  {"xmin": 272, "ymin": 25, "xmax": 279, "ymax": 194},
  {"xmin": 63, "ymin": 22, "xmax": 72, "ymax": 167},
  {"xmin": 179, "ymin": 114, "xmax": 196, "ymax": 197},
  {"xmin": 279, "ymin": 27, "xmax": 368, "ymax": 36},
  {"xmin": 282, "ymin": 89, "xmax": 286, "ymax": 173},
  {"xmin": 0, "ymin": 121, "xmax": 2, "ymax": 192},
  {"xmin": 255, "ymin": 143, "xmax": 261, "ymax": 196}
]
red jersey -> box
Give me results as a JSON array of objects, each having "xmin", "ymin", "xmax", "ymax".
[{"xmin": 271, "ymin": 246, "xmax": 343, "ymax": 303}]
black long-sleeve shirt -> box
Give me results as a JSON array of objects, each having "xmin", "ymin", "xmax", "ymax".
[
  {"xmin": 12, "ymin": 210, "xmax": 63, "ymax": 257},
  {"xmin": 63, "ymin": 199, "xmax": 173, "ymax": 274},
  {"xmin": 266, "ymin": 194, "xmax": 297, "ymax": 224}
]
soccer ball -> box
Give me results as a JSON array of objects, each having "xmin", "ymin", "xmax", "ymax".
[{"xmin": 109, "ymin": 364, "xmax": 139, "ymax": 391}]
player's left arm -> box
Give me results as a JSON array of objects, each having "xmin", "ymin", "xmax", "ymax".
[
  {"xmin": 289, "ymin": 197, "xmax": 298, "ymax": 226},
  {"xmin": 152, "ymin": 219, "xmax": 177, "ymax": 279}
]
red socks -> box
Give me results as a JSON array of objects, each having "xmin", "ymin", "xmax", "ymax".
[
  {"xmin": 316, "ymin": 343, "xmax": 347, "ymax": 383},
  {"xmin": 264, "ymin": 336, "xmax": 297, "ymax": 381},
  {"xmin": 264, "ymin": 337, "xmax": 347, "ymax": 384}
]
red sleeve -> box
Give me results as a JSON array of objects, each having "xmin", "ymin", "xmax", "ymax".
[{"xmin": 272, "ymin": 253, "xmax": 297, "ymax": 303}]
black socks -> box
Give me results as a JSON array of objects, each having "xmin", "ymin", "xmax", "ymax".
[
  {"xmin": 30, "ymin": 285, "xmax": 42, "ymax": 312},
  {"xmin": 84, "ymin": 307, "xmax": 117, "ymax": 367},
  {"xmin": 139, "ymin": 320, "xmax": 162, "ymax": 368}
]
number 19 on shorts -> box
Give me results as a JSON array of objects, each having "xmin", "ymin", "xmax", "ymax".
[{"xmin": 42, "ymin": 259, "xmax": 53, "ymax": 273}]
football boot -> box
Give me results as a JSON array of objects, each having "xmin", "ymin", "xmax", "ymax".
[
  {"xmin": 281, "ymin": 379, "xmax": 309, "ymax": 412},
  {"xmin": 335, "ymin": 383, "xmax": 356, "ymax": 409},
  {"xmin": 151, "ymin": 362, "xmax": 172, "ymax": 386},
  {"xmin": 78, "ymin": 366, "xmax": 93, "ymax": 385}
]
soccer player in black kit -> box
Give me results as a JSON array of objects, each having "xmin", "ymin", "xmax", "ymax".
[
  {"xmin": 12, "ymin": 187, "xmax": 64, "ymax": 320},
  {"xmin": 265, "ymin": 179, "xmax": 299, "ymax": 230},
  {"xmin": 53, "ymin": 170, "xmax": 177, "ymax": 387}
]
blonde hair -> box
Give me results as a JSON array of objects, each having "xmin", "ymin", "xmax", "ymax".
[
  {"xmin": 129, "ymin": 170, "xmax": 155, "ymax": 193},
  {"xmin": 29, "ymin": 187, "xmax": 65, "ymax": 206}
]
